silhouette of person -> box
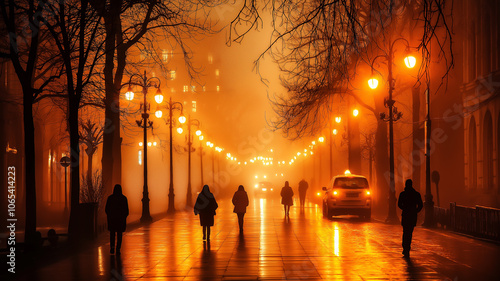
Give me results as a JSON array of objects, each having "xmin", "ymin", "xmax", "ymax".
[
  {"xmin": 280, "ymin": 181, "xmax": 294, "ymax": 216},
  {"xmin": 398, "ymin": 179, "xmax": 423, "ymax": 258},
  {"xmin": 194, "ymin": 185, "xmax": 218, "ymax": 241},
  {"xmin": 298, "ymin": 179, "xmax": 309, "ymax": 206},
  {"xmin": 232, "ymin": 185, "xmax": 249, "ymax": 233},
  {"xmin": 105, "ymin": 184, "xmax": 129, "ymax": 255}
]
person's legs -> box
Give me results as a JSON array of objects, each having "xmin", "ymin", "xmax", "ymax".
[
  {"xmin": 203, "ymin": 226, "xmax": 207, "ymax": 240},
  {"xmin": 116, "ymin": 231, "xmax": 123, "ymax": 254},
  {"xmin": 110, "ymin": 231, "xmax": 116, "ymax": 254},
  {"xmin": 206, "ymin": 226, "xmax": 211, "ymax": 241},
  {"xmin": 402, "ymin": 225, "xmax": 414, "ymax": 256},
  {"xmin": 237, "ymin": 213, "xmax": 244, "ymax": 231},
  {"xmin": 283, "ymin": 205, "xmax": 287, "ymax": 215}
]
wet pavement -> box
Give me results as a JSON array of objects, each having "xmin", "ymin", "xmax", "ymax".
[{"xmin": 10, "ymin": 197, "xmax": 500, "ymax": 280}]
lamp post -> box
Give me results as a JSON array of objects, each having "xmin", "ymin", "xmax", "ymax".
[
  {"xmin": 368, "ymin": 38, "xmax": 416, "ymax": 224},
  {"xmin": 126, "ymin": 71, "xmax": 162, "ymax": 223},
  {"xmin": 183, "ymin": 115, "xmax": 201, "ymax": 207},
  {"xmin": 199, "ymin": 135, "xmax": 205, "ymax": 187},
  {"xmin": 154, "ymin": 96, "xmax": 185, "ymax": 214}
]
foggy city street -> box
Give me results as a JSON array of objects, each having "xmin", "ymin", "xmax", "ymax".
[{"xmin": 1, "ymin": 0, "xmax": 500, "ymax": 280}]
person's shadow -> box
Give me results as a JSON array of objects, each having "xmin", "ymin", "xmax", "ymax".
[
  {"xmin": 200, "ymin": 241, "xmax": 216, "ymax": 279},
  {"xmin": 404, "ymin": 256, "xmax": 420, "ymax": 279}
]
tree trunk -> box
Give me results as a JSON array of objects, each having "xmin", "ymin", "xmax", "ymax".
[
  {"xmin": 68, "ymin": 97, "xmax": 80, "ymax": 237},
  {"xmin": 23, "ymin": 88, "xmax": 37, "ymax": 248},
  {"xmin": 412, "ymin": 86, "xmax": 423, "ymax": 191},
  {"xmin": 374, "ymin": 98, "xmax": 390, "ymax": 211}
]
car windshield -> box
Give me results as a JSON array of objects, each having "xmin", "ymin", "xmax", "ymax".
[{"xmin": 333, "ymin": 177, "xmax": 369, "ymax": 189}]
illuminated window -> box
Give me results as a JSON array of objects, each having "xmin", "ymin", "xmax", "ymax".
[
  {"xmin": 192, "ymin": 101, "xmax": 197, "ymax": 112},
  {"xmin": 215, "ymin": 69, "xmax": 220, "ymax": 77},
  {"xmin": 183, "ymin": 85, "xmax": 188, "ymax": 92},
  {"xmin": 170, "ymin": 70, "xmax": 176, "ymax": 80},
  {"xmin": 202, "ymin": 86, "xmax": 206, "ymax": 92},
  {"xmin": 162, "ymin": 49, "xmax": 169, "ymax": 61},
  {"xmin": 190, "ymin": 85, "xmax": 196, "ymax": 92},
  {"xmin": 170, "ymin": 88, "xmax": 176, "ymax": 93},
  {"xmin": 208, "ymin": 55, "xmax": 213, "ymax": 64},
  {"xmin": 216, "ymin": 85, "xmax": 220, "ymax": 92},
  {"xmin": 138, "ymin": 150, "xmax": 142, "ymax": 165}
]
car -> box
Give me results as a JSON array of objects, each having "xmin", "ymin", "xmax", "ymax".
[
  {"xmin": 253, "ymin": 181, "xmax": 278, "ymax": 198},
  {"xmin": 322, "ymin": 170, "xmax": 371, "ymax": 220}
]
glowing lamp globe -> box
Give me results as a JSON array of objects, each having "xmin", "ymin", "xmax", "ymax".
[
  {"xmin": 178, "ymin": 115, "xmax": 186, "ymax": 124},
  {"xmin": 195, "ymin": 130, "xmax": 202, "ymax": 136},
  {"xmin": 177, "ymin": 127, "xmax": 183, "ymax": 134},
  {"xmin": 154, "ymin": 92, "xmax": 164, "ymax": 104},
  {"xmin": 353, "ymin": 109, "xmax": 359, "ymax": 117},
  {"xmin": 155, "ymin": 110, "xmax": 163, "ymax": 118},
  {"xmin": 125, "ymin": 87, "xmax": 134, "ymax": 101},
  {"xmin": 404, "ymin": 55, "xmax": 417, "ymax": 69},
  {"xmin": 368, "ymin": 78, "xmax": 379, "ymax": 89}
]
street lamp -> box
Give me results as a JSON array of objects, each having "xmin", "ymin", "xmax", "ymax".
[
  {"xmin": 367, "ymin": 38, "xmax": 416, "ymax": 224},
  {"xmin": 181, "ymin": 115, "xmax": 201, "ymax": 207},
  {"xmin": 126, "ymin": 70, "xmax": 162, "ymax": 223},
  {"xmin": 154, "ymin": 96, "xmax": 185, "ymax": 214}
]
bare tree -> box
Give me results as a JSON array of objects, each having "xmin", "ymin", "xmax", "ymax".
[{"xmin": 80, "ymin": 119, "xmax": 103, "ymax": 199}]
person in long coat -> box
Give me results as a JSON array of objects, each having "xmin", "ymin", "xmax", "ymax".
[
  {"xmin": 298, "ymin": 179, "xmax": 309, "ymax": 206},
  {"xmin": 280, "ymin": 181, "xmax": 294, "ymax": 216},
  {"xmin": 105, "ymin": 184, "xmax": 129, "ymax": 254},
  {"xmin": 194, "ymin": 185, "xmax": 218, "ymax": 241},
  {"xmin": 398, "ymin": 179, "xmax": 423, "ymax": 258},
  {"xmin": 232, "ymin": 185, "xmax": 249, "ymax": 233}
]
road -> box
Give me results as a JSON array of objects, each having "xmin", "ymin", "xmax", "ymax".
[{"xmin": 11, "ymin": 197, "xmax": 500, "ymax": 280}]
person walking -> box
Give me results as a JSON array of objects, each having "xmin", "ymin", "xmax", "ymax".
[
  {"xmin": 298, "ymin": 179, "xmax": 309, "ymax": 206},
  {"xmin": 194, "ymin": 185, "xmax": 218, "ymax": 241},
  {"xmin": 105, "ymin": 184, "xmax": 129, "ymax": 255},
  {"xmin": 232, "ymin": 185, "xmax": 249, "ymax": 234},
  {"xmin": 398, "ymin": 179, "xmax": 423, "ymax": 258},
  {"xmin": 280, "ymin": 181, "xmax": 294, "ymax": 216}
]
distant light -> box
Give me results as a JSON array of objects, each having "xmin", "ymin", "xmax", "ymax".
[
  {"xmin": 178, "ymin": 115, "xmax": 186, "ymax": 124},
  {"xmin": 125, "ymin": 87, "xmax": 134, "ymax": 101},
  {"xmin": 139, "ymin": 142, "xmax": 143, "ymax": 147},
  {"xmin": 316, "ymin": 192, "xmax": 321, "ymax": 196},
  {"xmin": 366, "ymin": 191, "xmax": 371, "ymax": 195},
  {"xmin": 335, "ymin": 116, "xmax": 341, "ymax": 123},
  {"xmin": 199, "ymin": 135, "xmax": 204, "ymax": 141},
  {"xmin": 153, "ymin": 142, "xmax": 157, "ymax": 146},
  {"xmin": 177, "ymin": 127, "xmax": 183, "ymax": 134},
  {"xmin": 281, "ymin": 173, "xmax": 284, "ymax": 176},
  {"xmin": 333, "ymin": 191, "xmax": 338, "ymax": 195},
  {"xmin": 344, "ymin": 169, "xmax": 351, "ymax": 175},
  {"xmin": 319, "ymin": 137, "xmax": 325, "ymax": 143},
  {"xmin": 148, "ymin": 142, "xmax": 152, "ymax": 147},
  {"xmin": 196, "ymin": 130, "xmax": 202, "ymax": 136},
  {"xmin": 270, "ymin": 149, "xmax": 273, "ymax": 152},
  {"xmin": 353, "ymin": 109, "xmax": 359, "ymax": 117},
  {"xmin": 255, "ymin": 175, "xmax": 258, "ymax": 179},
  {"xmin": 255, "ymin": 184, "xmax": 258, "ymax": 188},
  {"xmin": 312, "ymin": 141, "xmax": 316, "ymax": 145},
  {"xmin": 262, "ymin": 188, "xmax": 267, "ymax": 192},
  {"xmin": 297, "ymin": 152, "xmax": 301, "ymax": 156},
  {"xmin": 138, "ymin": 150, "xmax": 142, "ymax": 165},
  {"xmin": 155, "ymin": 110, "xmax": 163, "ymax": 118},
  {"xmin": 263, "ymin": 175, "xmax": 267, "ymax": 179},
  {"xmin": 332, "ymin": 129, "xmax": 338, "ymax": 135}
]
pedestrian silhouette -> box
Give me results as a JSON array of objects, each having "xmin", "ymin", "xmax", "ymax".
[
  {"xmin": 232, "ymin": 185, "xmax": 249, "ymax": 234},
  {"xmin": 281, "ymin": 181, "xmax": 294, "ymax": 216},
  {"xmin": 398, "ymin": 179, "xmax": 423, "ymax": 258},
  {"xmin": 194, "ymin": 185, "xmax": 218, "ymax": 241},
  {"xmin": 105, "ymin": 184, "xmax": 129, "ymax": 255},
  {"xmin": 298, "ymin": 179, "xmax": 309, "ymax": 206}
]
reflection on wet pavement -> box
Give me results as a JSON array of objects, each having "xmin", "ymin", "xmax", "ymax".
[{"xmin": 13, "ymin": 197, "xmax": 500, "ymax": 280}]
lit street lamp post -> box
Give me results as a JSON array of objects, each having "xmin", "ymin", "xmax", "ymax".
[
  {"xmin": 183, "ymin": 115, "xmax": 201, "ymax": 207},
  {"xmin": 368, "ymin": 38, "xmax": 416, "ymax": 224},
  {"xmin": 154, "ymin": 96, "xmax": 185, "ymax": 214},
  {"xmin": 125, "ymin": 71, "xmax": 163, "ymax": 223}
]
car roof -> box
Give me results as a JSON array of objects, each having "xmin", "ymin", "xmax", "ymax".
[{"xmin": 332, "ymin": 174, "xmax": 367, "ymax": 179}]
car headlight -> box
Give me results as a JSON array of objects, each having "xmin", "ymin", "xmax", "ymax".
[
  {"xmin": 262, "ymin": 188, "xmax": 267, "ymax": 191},
  {"xmin": 333, "ymin": 191, "xmax": 338, "ymax": 196},
  {"xmin": 366, "ymin": 190, "xmax": 371, "ymax": 196}
]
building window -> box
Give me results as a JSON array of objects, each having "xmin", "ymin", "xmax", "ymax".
[
  {"xmin": 216, "ymin": 85, "xmax": 220, "ymax": 92},
  {"xmin": 138, "ymin": 150, "xmax": 142, "ymax": 165},
  {"xmin": 215, "ymin": 69, "xmax": 220, "ymax": 77},
  {"xmin": 202, "ymin": 86, "xmax": 206, "ymax": 92},
  {"xmin": 208, "ymin": 55, "xmax": 213, "ymax": 64},
  {"xmin": 183, "ymin": 85, "xmax": 188, "ymax": 92},
  {"xmin": 170, "ymin": 88, "xmax": 176, "ymax": 93},
  {"xmin": 191, "ymin": 85, "xmax": 196, "ymax": 92},
  {"xmin": 170, "ymin": 70, "xmax": 176, "ymax": 80},
  {"xmin": 469, "ymin": 116, "xmax": 477, "ymax": 190},
  {"xmin": 192, "ymin": 101, "xmax": 197, "ymax": 112},
  {"xmin": 483, "ymin": 110, "xmax": 493, "ymax": 190},
  {"xmin": 162, "ymin": 49, "xmax": 169, "ymax": 61}
]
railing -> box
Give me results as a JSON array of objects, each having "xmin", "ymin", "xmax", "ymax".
[{"xmin": 444, "ymin": 203, "xmax": 500, "ymax": 241}]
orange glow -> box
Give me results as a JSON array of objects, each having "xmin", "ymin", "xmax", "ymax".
[
  {"xmin": 366, "ymin": 191, "xmax": 371, "ymax": 195},
  {"xmin": 335, "ymin": 116, "xmax": 341, "ymax": 123},
  {"xmin": 177, "ymin": 127, "xmax": 183, "ymax": 134},
  {"xmin": 154, "ymin": 92, "xmax": 164, "ymax": 104},
  {"xmin": 178, "ymin": 115, "xmax": 186, "ymax": 124},
  {"xmin": 125, "ymin": 86, "xmax": 134, "ymax": 100},
  {"xmin": 332, "ymin": 129, "xmax": 338, "ymax": 135},
  {"xmin": 316, "ymin": 192, "xmax": 321, "ymax": 196},
  {"xmin": 318, "ymin": 136, "xmax": 325, "ymax": 143},
  {"xmin": 155, "ymin": 110, "xmax": 162, "ymax": 118},
  {"xmin": 344, "ymin": 169, "xmax": 351, "ymax": 175},
  {"xmin": 353, "ymin": 109, "xmax": 359, "ymax": 117}
]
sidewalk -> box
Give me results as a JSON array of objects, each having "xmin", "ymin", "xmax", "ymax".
[{"xmin": 5, "ymin": 198, "xmax": 500, "ymax": 280}]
